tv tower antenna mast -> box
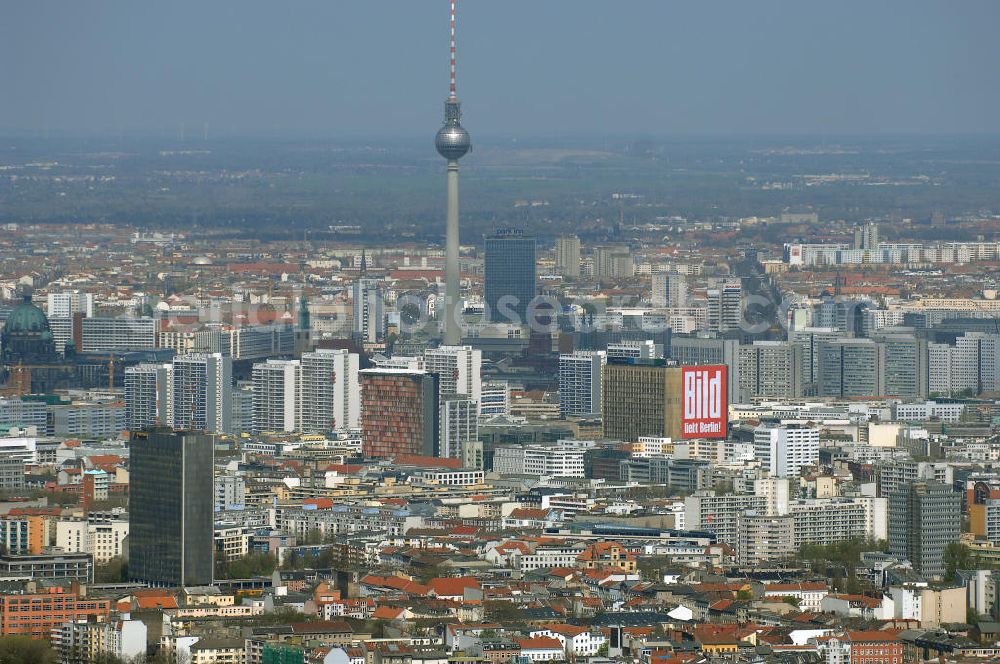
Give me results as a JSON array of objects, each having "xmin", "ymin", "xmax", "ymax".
[{"xmin": 436, "ymin": 0, "xmax": 471, "ymax": 346}]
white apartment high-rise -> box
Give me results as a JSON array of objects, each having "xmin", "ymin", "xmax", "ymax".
[
  {"xmin": 124, "ymin": 363, "xmax": 173, "ymax": 432},
  {"xmin": 440, "ymin": 398, "xmax": 479, "ymax": 465},
  {"xmin": 47, "ymin": 291, "xmax": 94, "ymax": 318},
  {"xmin": 707, "ymin": 282, "xmax": 742, "ymax": 332},
  {"xmin": 753, "ymin": 424, "xmax": 820, "ymax": 478},
  {"xmin": 424, "ymin": 345, "xmax": 482, "ymax": 402},
  {"xmin": 559, "ymin": 351, "xmax": 606, "ymax": 417},
  {"xmin": 929, "ymin": 332, "xmax": 1000, "ymax": 396},
  {"xmin": 352, "ymin": 278, "xmax": 385, "ymax": 343},
  {"xmin": 251, "ymin": 359, "xmax": 300, "ymax": 434},
  {"xmin": 555, "ymin": 235, "xmax": 581, "ymax": 278},
  {"xmin": 652, "ymin": 272, "xmax": 688, "ymax": 308},
  {"xmin": 299, "ymin": 349, "xmax": 360, "ymax": 433},
  {"xmin": 171, "ymin": 353, "xmax": 232, "ymax": 434}
]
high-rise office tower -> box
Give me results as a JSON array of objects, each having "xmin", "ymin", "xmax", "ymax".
[
  {"xmin": 738, "ymin": 341, "xmax": 803, "ymax": 400},
  {"xmin": 707, "ymin": 282, "xmax": 742, "ymax": 333},
  {"xmin": 299, "ymin": 349, "xmax": 360, "ymax": 433},
  {"xmin": 888, "ymin": 480, "xmax": 960, "ymax": 578},
  {"xmin": 817, "ymin": 339, "xmax": 882, "ymax": 398},
  {"xmin": 559, "ymin": 351, "xmax": 606, "ymax": 417},
  {"xmin": 652, "ymin": 272, "xmax": 687, "ymax": 308},
  {"xmin": 124, "ymin": 363, "xmax": 173, "ymax": 432},
  {"xmin": 753, "ymin": 424, "xmax": 820, "ymax": 478},
  {"xmin": 424, "ymin": 345, "xmax": 482, "ymax": 402},
  {"xmin": 360, "ymin": 369, "xmax": 439, "ymax": 459},
  {"xmin": 439, "ymin": 398, "xmax": 479, "ymax": 466},
  {"xmin": 352, "ymin": 278, "xmax": 385, "ymax": 343},
  {"xmin": 602, "ymin": 362, "xmax": 675, "ymax": 442},
  {"xmin": 128, "ymin": 428, "xmax": 213, "ymax": 587},
  {"xmin": 854, "ymin": 221, "xmax": 879, "ymax": 250},
  {"xmin": 555, "ymin": 235, "xmax": 581, "ymax": 278},
  {"xmin": 874, "ymin": 333, "xmax": 928, "ymax": 399},
  {"xmin": 435, "ymin": 0, "xmax": 472, "ymax": 345},
  {"xmin": 484, "ymin": 230, "xmax": 536, "ymax": 326},
  {"xmin": 171, "ymin": 353, "xmax": 232, "ymax": 434},
  {"xmin": 251, "ymin": 359, "xmax": 300, "ymax": 434},
  {"xmin": 788, "ymin": 327, "xmax": 845, "ymax": 395}
]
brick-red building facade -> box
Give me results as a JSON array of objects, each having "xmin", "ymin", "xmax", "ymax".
[{"xmin": 361, "ymin": 369, "xmax": 438, "ymax": 459}]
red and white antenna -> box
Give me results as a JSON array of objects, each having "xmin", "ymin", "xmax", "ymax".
[{"xmin": 449, "ymin": 0, "xmax": 457, "ymax": 100}]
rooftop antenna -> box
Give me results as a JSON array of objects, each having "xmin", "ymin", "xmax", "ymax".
[{"xmin": 449, "ymin": 0, "xmax": 457, "ymax": 101}]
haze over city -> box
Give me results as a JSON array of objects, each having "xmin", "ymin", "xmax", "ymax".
[{"xmin": 3, "ymin": 0, "xmax": 1000, "ymax": 136}]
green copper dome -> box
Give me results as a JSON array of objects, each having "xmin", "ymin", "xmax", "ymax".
[{"xmin": 5, "ymin": 294, "xmax": 50, "ymax": 335}]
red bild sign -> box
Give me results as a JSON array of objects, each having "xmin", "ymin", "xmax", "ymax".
[{"xmin": 681, "ymin": 365, "xmax": 728, "ymax": 439}]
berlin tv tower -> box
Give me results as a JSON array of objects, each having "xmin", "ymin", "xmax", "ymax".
[{"xmin": 435, "ymin": 0, "xmax": 471, "ymax": 345}]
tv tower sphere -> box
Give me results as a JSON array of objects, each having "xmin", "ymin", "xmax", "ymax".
[{"xmin": 436, "ymin": 105, "xmax": 471, "ymax": 161}]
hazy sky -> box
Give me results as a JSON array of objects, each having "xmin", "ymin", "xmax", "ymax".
[{"xmin": 2, "ymin": 1, "xmax": 998, "ymax": 137}]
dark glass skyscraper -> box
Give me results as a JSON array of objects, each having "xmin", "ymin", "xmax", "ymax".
[
  {"xmin": 128, "ymin": 428, "xmax": 214, "ymax": 587},
  {"xmin": 484, "ymin": 230, "xmax": 536, "ymax": 325}
]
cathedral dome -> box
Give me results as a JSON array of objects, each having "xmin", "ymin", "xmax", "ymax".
[{"xmin": 5, "ymin": 294, "xmax": 50, "ymax": 335}]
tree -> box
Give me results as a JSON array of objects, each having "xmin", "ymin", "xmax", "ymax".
[
  {"xmin": 95, "ymin": 556, "xmax": 128, "ymax": 583},
  {"xmin": 0, "ymin": 636, "xmax": 58, "ymax": 664},
  {"xmin": 215, "ymin": 552, "xmax": 277, "ymax": 579},
  {"xmin": 484, "ymin": 600, "xmax": 525, "ymax": 624},
  {"xmin": 944, "ymin": 542, "xmax": 974, "ymax": 583}
]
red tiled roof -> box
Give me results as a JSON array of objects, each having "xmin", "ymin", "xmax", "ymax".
[
  {"xmin": 428, "ymin": 577, "xmax": 480, "ymax": 597},
  {"xmin": 515, "ymin": 637, "xmax": 563, "ymax": 650}
]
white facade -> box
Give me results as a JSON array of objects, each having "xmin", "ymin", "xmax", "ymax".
[
  {"xmin": 47, "ymin": 291, "xmax": 94, "ymax": 318},
  {"xmin": 424, "ymin": 345, "xmax": 482, "ymax": 402},
  {"xmin": 251, "ymin": 359, "xmax": 300, "ymax": 433},
  {"xmin": 124, "ymin": 363, "xmax": 173, "ymax": 432},
  {"xmin": 55, "ymin": 519, "xmax": 129, "ymax": 563},
  {"xmin": 352, "ymin": 278, "xmax": 385, "ymax": 343},
  {"xmin": 493, "ymin": 444, "xmax": 586, "ymax": 478},
  {"xmin": 300, "ymin": 349, "xmax": 360, "ymax": 432},
  {"xmin": 215, "ymin": 474, "xmax": 247, "ymax": 511},
  {"xmin": 558, "ymin": 351, "xmax": 605, "ymax": 417},
  {"xmin": 652, "ymin": 271, "xmax": 687, "ymax": 308},
  {"xmin": 480, "ymin": 381, "xmax": 510, "ymax": 416},
  {"xmin": 707, "ymin": 282, "xmax": 742, "ymax": 332},
  {"xmin": 80, "ymin": 317, "xmax": 157, "ymax": 351},
  {"xmin": 439, "ymin": 398, "xmax": 479, "ymax": 463},
  {"xmin": 753, "ymin": 424, "xmax": 820, "ymax": 478},
  {"xmin": 172, "ymin": 353, "xmax": 232, "ymax": 433}
]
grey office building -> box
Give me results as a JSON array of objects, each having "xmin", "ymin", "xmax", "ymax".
[
  {"xmin": 817, "ymin": 338, "xmax": 881, "ymax": 398},
  {"xmin": 888, "ymin": 480, "xmax": 960, "ymax": 578},
  {"xmin": 874, "ymin": 333, "xmax": 928, "ymax": 400},
  {"xmin": 667, "ymin": 335, "xmax": 741, "ymax": 402},
  {"xmin": 484, "ymin": 230, "xmax": 536, "ymax": 325},
  {"xmin": 129, "ymin": 428, "xmax": 214, "ymax": 587}
]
